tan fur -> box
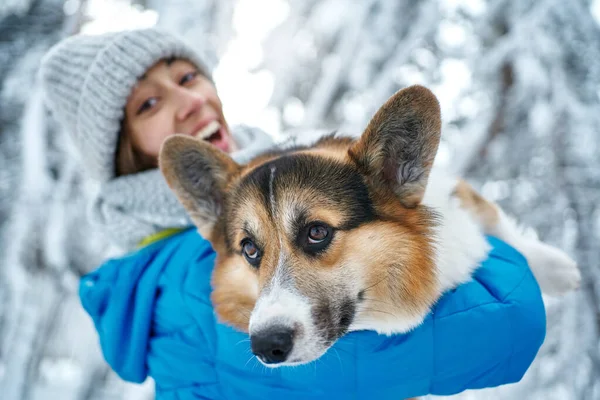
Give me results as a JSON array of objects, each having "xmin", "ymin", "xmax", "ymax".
[
  {"xmin": 296, "ymin": 135, "xmax": 356, "ymax": 163},
  {"xmin": 228, "ymin": 185, "xmax": 273, "ymax": 246},
  {"xmin": 295, "ymin": 147, "xmax": 348, "ymax": 163},
  {"xmin": 453, "ymin": 179, "xmax": 499, "ymax": 232},
  {"xmin": 211, "ymin": 254, "xmax": 259, "ymax": 329},
  {"xmin": 344, "ymin": 220, "xmax": 438, "ymax": 323},
  {"xmin": 210, "ymin": 184, "xmax": 269, "ymax": 330}
]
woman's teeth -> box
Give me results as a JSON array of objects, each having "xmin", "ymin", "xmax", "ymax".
[{"xmin": 196, "ymin": 121, "xmax": 221, "ymax": 140}]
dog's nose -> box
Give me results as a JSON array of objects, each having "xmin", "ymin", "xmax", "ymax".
[{"xmin": 250, "ymin": 326, "xmax": 294, "ymax": 364}]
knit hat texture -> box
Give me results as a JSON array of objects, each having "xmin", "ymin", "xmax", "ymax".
[{"xmin": 39, "ymin": 28, "xmax": 211, "ymax": 182}]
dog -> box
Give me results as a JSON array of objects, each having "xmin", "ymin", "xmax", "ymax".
[{"xmin": 159, "ymin": 85, "xmax": 581, "ymax": 369}]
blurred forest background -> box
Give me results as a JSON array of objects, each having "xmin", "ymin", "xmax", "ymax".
[{"xmin": 0, "ymin": 0, "xmax": 599, "ymax": 399}]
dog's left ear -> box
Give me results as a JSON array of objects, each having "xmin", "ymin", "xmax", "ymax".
[
  {"xmin": 349, "ymin": 85, "xmax": 441, "ymax": 208},
  {"xmin": 159, "ymin": 134, "xmax": 241, "ymax": 237}
]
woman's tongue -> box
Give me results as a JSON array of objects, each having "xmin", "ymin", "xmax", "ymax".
[
  {"xmin": 194, "ymin": 121, "xmax": 231, "ymax": 153},
  {"xmin": 207, "ymin": 128, "xmax": 231, "ymax": 153}
]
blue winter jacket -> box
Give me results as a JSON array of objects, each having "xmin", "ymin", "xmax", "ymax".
[{"xmin": 79, "ymin": 228, "xmax": 545, "ymax": 400}]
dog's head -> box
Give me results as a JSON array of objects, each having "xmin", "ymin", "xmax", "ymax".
[{"xmin": 159, "ymin": 85, "xmax": 442, "ymax": 367}]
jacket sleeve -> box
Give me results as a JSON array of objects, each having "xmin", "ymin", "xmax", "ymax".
[
  {"xmin": 428, "ymin": 236, "xmax": 546, "ymax": 393},
  {"xmin": 78, "ymin": 230, "xmax": 200, "ymax": 384}
]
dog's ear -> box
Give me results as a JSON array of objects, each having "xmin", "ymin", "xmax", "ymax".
[
  {"xmin": 159, "ymin": 134, "xmax": 240, "ymax": 237},
  {"xmin": 349, "ymin": 85, "xmax": 441, "ymax": 208}
]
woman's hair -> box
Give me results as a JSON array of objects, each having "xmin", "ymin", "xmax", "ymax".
[{"xmin": 115, "ymin": 120, "xmax": 154, "ymax": 176}]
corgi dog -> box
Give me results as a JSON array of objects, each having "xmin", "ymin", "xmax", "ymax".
[{"xmin": 159, "ymin": 85, "xmax": 580, "ymax": 368}]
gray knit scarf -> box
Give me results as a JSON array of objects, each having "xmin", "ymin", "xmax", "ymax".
[{"xmin": 90, "ymin": 125, "xmax": 275, "ymax": 251}]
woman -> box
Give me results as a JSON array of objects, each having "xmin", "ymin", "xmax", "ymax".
[{"xmin": 39, "ymin": 28, "xmax": 545, "ymax": 400}]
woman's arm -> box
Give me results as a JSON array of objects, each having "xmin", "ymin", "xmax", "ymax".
[{"xmin": 80, "ymin": 230, "xmax": 544, "ymax": 399}]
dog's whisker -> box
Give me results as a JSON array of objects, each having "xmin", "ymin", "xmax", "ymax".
[
  {"xmin": 332, "ymin": 347, "xmax": 344, "ymax": 372},
  {"xmin": 362, "ymin": 275, "xmax": 389, "ymax": 292},
  {"xmin": 361, "ymin": 296, "xmax": 396, "ymax": 308},
  {"xmin": 358, "ymin": 307, "xmax": 398, "ymax": 318},
  {"xmin": 236, "ymin": 309, "xmax": 252, "ymax": 321},
  {"xmin": 244, "ymin": 355, "xmax": 256, "ymax": 368},
  {"xmin": 330, "ymin": 346, "xmax": 354, "ymax": 357}
]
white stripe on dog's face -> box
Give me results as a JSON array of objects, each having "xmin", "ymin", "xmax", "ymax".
[
  {"xmin": 248, "ymin": 244, "xmax": 330, "ymax": 367},
  {"xmin": 269, "ymin": 165, "xmax": 277, "ymax": 214}
]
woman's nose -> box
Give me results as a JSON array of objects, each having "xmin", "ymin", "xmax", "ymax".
[{"xmin": 175, "ymin": 88, "xmax": 206, "ymax": 121}]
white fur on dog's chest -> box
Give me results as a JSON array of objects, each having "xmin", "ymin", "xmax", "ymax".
[{"xmin": 423, "ymin": 168, "xmax": 491, "ymax": 294}]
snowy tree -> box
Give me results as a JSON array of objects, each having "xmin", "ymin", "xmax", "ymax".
[
  {"xmin": 449, "ymin": 1, "xmax": 600, "ymax": 399},
  {"xmin": 0, "ymin": 1, "xmax": 124, "ymax": 398}
]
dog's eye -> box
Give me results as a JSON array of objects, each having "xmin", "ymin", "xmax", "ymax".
[
  {"xmin": 242, "ymin": 239, "xmax": 261, "ymax": 266},
  {"xmin": 308, "ymin": 225, "xmax": 329, "ymax": 244},
  {"xmin": 297, "ymin": 222, "xmax": 334, "ymax": 255}
]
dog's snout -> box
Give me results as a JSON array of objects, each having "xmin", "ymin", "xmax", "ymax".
[{"xmin": 250, "ymin": 326, "xmax": 294, "ymax": 364}]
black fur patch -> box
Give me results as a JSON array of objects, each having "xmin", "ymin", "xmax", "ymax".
[
  {"xmin": 240, "ymin": 153, "xmax": 375, "ymax": 228},
  {"xmin": 312, "ymin": 298, "xmax": 356, "ymax": 344},
  {"xmin": 338, "ymin": 300, "xmax": 356, "ymax": 333},
  {"xmin": 357, "ymin": 290, "xmax": 365, "ymax": 302}
]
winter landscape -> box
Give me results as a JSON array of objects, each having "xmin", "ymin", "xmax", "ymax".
[{"xmin": 0, "ymin": 0, "xmax": 599, "ymax": 399}]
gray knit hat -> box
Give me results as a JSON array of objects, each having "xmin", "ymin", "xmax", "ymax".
[{"xmin": 39, "ymin": 28, "xmax": 212, "ymax": 182}]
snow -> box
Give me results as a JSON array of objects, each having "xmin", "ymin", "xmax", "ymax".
[
  {"xmin": 81, "ymin": 0, "xmax": 158, "ymax": 34},
  {"xmin": 0, "ymin": 0, "xmax": 35, "ymax": 16}
]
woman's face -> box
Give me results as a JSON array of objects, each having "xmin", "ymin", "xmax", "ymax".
[{"xmin": 123, "ymin": 58, "xmax": 236, "ymax": 168}]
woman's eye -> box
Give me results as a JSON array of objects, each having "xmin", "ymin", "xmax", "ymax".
[
  {"xmin": 179, "ymin": 71, "xmax": 198, "ymax": 85},
  {"xmin": 137, "ymin": 97, "xmax": 158, "ymax": 115},
  {"xmin": 242, "ymin": 239, "xmax": 261, "ymax": 266},
  {"xmin": 308, "ymin": 224, "xmax": 329, "ymax": 244}
]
